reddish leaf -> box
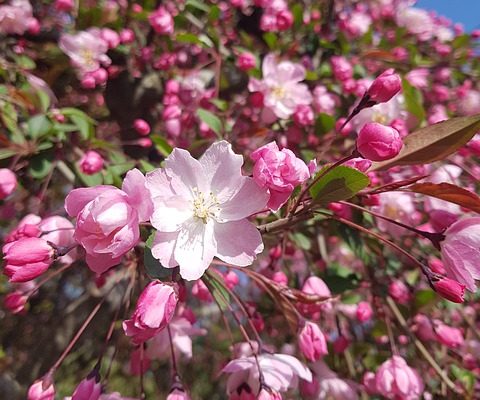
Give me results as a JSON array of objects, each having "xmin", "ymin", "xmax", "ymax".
[
  {"xmin": 407, "ymin": 182, "xmax": 480, "ymax": 214},
  {"xmin": 372, "ymin": 115, "xmax": 480, "ymax": 171},
  {"xmin": 364, "ymin": 175, "xmax": 428, "ymax": 195}
]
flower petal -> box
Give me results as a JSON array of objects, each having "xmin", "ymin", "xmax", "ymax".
[
  {"xmin": 122, "ymin": 168, "xmax": 153, "ymax": 222},
  {"xmin": 65, "ymin": 186, "xmax": 116, "ymax": 216},
  {"xmin": 151, "ymin": 231, "xmax": 179, "ymax": 268},
  {"xmin": 164, "ymin": 148, "xmax": 207, "ymax": 197}
]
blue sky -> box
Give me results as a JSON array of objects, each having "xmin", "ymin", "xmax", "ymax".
[{"xmin": 416, "ymin": 0, "xmax": 480, "ymax": 31}]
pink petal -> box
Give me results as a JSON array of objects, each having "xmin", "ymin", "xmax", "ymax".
[
  {"xmin": 122, "ymin": 168, "xmax": 154, "ymax": 222},
  {"xmin": 65, "ymin": 185, "xmax": 116, "ymax": 216},
  {"xmin": 220, "ymin": 178, "xmax": 269, "ymax": 221}
]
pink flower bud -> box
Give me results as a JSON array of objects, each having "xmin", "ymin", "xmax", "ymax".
[
  {"xmin": 137, "ymin": 138, "xmax": 153, "ymax": 148},
  {"xmin": 366, "ymin": 69, "xmax": 401, "ymax": 103},
  {"xmin": 375, "ymin": 356, "xmax": 423, "ymax": 400},
  {"xmin": 344, "ymin": 157, "xmax": 372, "ymax": 172},
  {"xmin": 149, "ymin": 7, "xmax": 174, "ymax": 35},
  {"xmin": 272, "ymin": 271, "xmax": 288, "ymax": 285},
  {"xmin": 356, "ymin": 301, "xmax": 373, "ymax": 322},
  {"xmin": 362, "ymin": 371, "xmax": 377, "ymax": 395},
  {"xmin": 236, "ymin": 52, "xmax": 256, "ymax": 71},
  {"xmin": 356, "ymin": 122, "xmax": 403, "ymax": 161},
  {"xmin": 81, "ymin": 75, "xmax": 96, "ymax": 89},
  {"xmin": 435, "ymin": 323, "xmax": 464, "ymax": 348},
  {"xmin": 79, "ymin": 151, "xmax": 104, "ymax": 175},
  {"xmin": 388, "ymin": 280, "xmax": 411, "ymax": 305},
  {"xmin": 133, "ymin": 119, "xmax": 151, "ymax": 136},
  {"xmin": 167, "ymin": 388, "xmax": 191, "ymax": 400},
  {"xmin": 293, "ymin": 104, "xmax": 314, "ymax": 126},
  {"xmin": 54, "ymin": 0, "xmax": 74, "ymax": 12},
  {"xmin": 3, "ymin": 237, "xmax": 54, "ymax": 283},
  {"xmin": 123, "ymin": 281, "xmax": 178, "ymax": 344},
  {"xmin": 72, "ymin": 374, "xmax": 102, "ymax": 400},
  {"xmin": 92, "ymin": 68, "xmax": 108, "ymax": 85},
  {"xmin": 100, "ymin": 28, "xmax": 120, "ymax": 49},
  {"xmin": 119, "ymin": 28, "xmax": 135, "ymax": 44},
  {"xmin": 0, "ymin": 168, "xmax": 17, "ymax": 200},
  {"xmin": 28, "ymin": 377, "xmax": 55, "ymax": 400},
  {"xmin": 298, "ymin": 321, "xmax": 328, "ymax": 361},
  {"xmin": 432, "ymin": 276, "xmax": 465, "ymax": 303},
  {"xmin": 276, "ymin": 10, "xmax": 294, "ymax": 31},
  {"xmin": 223, "ymin": 270, "xmax": 239, "ymax": 289},
  {"xmin": 4, "ymin": 291, "xmax": 28, "ymax": 314}
]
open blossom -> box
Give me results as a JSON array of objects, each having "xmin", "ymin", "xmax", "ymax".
[
  {"xmin": 123, "ymin": 281, "xmax": 178, "ymax": 344},
  {"xmin": 375, "ymin": 356, "xmax": 424, "ymax": 400},
  {"xmin": 223, "ymin": 353, "xmax": 312, "ymax": 395},
  {"xmin": 146, "ymin": 141, "xmax": 268, "ymax": 281},
  {"xmin": 0, "ymin": 0, "xmax": 37, "ymax": 35},
  {"xmin": 249, "ymin": 54, "xmax": 312, "ymax": 119},
  {"xmin": 65, "ymin": 169, "xmax": 153, "ymax": 274},
  {"xmin": 440, "ymin": 217, "xmax": 480, "ymax": 292},
  {"xmin": 59, "ymin": 30, "xmax": 111, "ymax": 74},
  {"xmin": 372, "ymin": 192, "xmax": 418, "ymax": 237},
  {"xmin": 251, "ymin": 141, "xmax": 310, "ymax": 211},
  {"xmin": 0, "ymin": 168, "xmax": 17, "ymax": 200},
  {"xmin": 305, "ymin": 361, "xmax": 359, "ymax": 400},
  {"xmin": 396, "ymin": 7, "xmax": 434, "ymax": 41}
]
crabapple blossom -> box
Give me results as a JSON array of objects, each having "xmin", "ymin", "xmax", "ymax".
[
  {"xmin": 0, "ymin": 0, "xmax": 37, "ymax": 35},
  {"xmin": 133, "ymin": 119, "xmax": 151, "ymax": 136},
  {"xmin": 372, "ymin": 192, "xmax": 418, "ymax": 237},
  {"xmin": 306, "ymin": 361, "xmax": 359, "ymax": 400},
  {"xmin": 79, "ymin": 151, "xmax": 104, "ymax": 175},
  {"xmin": 298, "ymin": 321, "xmax": 328, "ymax": 361},
  {"xmin": 71, "ymin": 374, "xmax": 102, "ymax": 400},
  {"xmin": 375, "ymin": 356, "xmax": 424, "ymax": 400},
  {"xmin": 356, "ymin": 122, "xmax": 403, "ymax": 161},
  {"xmin": 249, "ymin": 54, "xmax": 312, "ymax": 119},
  {"xmin": 167, "ymin": 388, "xmax": 190, "ymax": 400},
  {"xmin": 65, "ymin": 169, "xmax": 153, "ymax": 274},
  {"xmin": 123, "ymin": 281, "xmax": 178, "ymax": 344},
  {"xmin": 146, "ymin": 141, "xmax": 268, "ymax": 281},
  {"xmin": 432, "ymin": 276, "xmax": 465, "ymax": 303},
  {"xmin": 440, "ymin": 217, "xmax": 480, "ymax": 292},
  {"xmin": 149, "ymin": 7, "xmax": 174, "ymax": 35},
  {"xmin": 3, "ymin": 237, "xmax": 54, "ymax": 282},
  {"xmin": 251, "ymin": 141, "xmax": 310, "ymax": 211},
  {"xmin": 367, "ymin": 69, "xmax": 402, "ymax": 103},
  {"xmin": 27, "ymin": 378, "xmax": 55, "ymax": 400},
  {"xmin": 4, "ymin": 291, "xmax": 28, "ymax": 314},
  {"xmin": 223, "ymin": 353, "xmax": 312, "ymax": 395},
  {"xmin": 0, "ymin": 168, "xmax": 17, "ymax": 199}
]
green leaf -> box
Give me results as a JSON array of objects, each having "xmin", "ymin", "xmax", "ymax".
[
  {"xmin": 0, "ymin": 149, "xmax": 17, "ymax": 160},
  {"xmin": 314, "ymin": 113, "xmax": 336, "ymax": 135},
  {"xmin": 402, "ymin": 79, "xmax": 425, "ymax": 123},
  {"xmin": 309, "ymin": 166, "xmax": 370, "ymax": 204},
  {"xmin": 139, "ymin": 159, "xmax": 156, "ymax": 173},
  {"xmin": 27, "ymin": 115, "xmax": 53, "ymax": 139},
  {"xmin": 263, "ymin": 32, "xmax": 278, "ymax": 50},
  {"xmin": 144, "ymin": 232, "xmax": 172, "ymax": 279},
  {"xmin": 196, "ymin": 108, "xmax": 222, "ymax": 137},
  {"xmin": 290, "ymin": 232, "xmax": 311, "ymax": 250},
  {"xmin": 185, "ymin": 0, "xmax": 210, "ymax": 12},
  {"xmin": 414, "ymin": 289, "xmax": 437, "ymax": 309},
  {"xmin": 210, "ymin": 98, "xmax": 228, "ymax": 111},
  {"xmin": 176, "ymin": 32, "xmax": 202, "ymax": 45},
  {"xmin": 60, "ymin": 108, "xmax": 95, "ymax": 140},
  {"xmin": 151, "ymin": 135, "xmax": 173, "ymax": 157},
  {"xmin": 29, "ymin": 152, "xmax": 54, "ymax": 179},
  {"xmin": 204, "ymin": 271, "xmax": 230, "ymax": 311},
  {"xmin": 451, "ymin": 365, "xmax": 475, "ymax": 393},
  {"xmin": 372, "ymin": 114, "xmax": 480, "ymax": 171}
]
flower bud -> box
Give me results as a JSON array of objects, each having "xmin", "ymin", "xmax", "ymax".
[
  {"xmin": 432, "ymin": 276, "xmax": 465, "ymax": 303},
  {"xmin": 257, "ymin": 388, "xmax": 282, "ymax": 400},
  {"xmin": 357, "ymin": 122, "xmax": 403, "ymax": 161},
  {"xmin": 298, "ymin": 321, "xmax": 328, "ymax": 361},
  {"xmin": 236, "ymin": 52, "xmax": 256, "ymax": 71},
  {"xmin": 28, "ymin": 377, "xmax": 55, "ymax": 400},
  {"xmin": 167, "ymin": 388, "xmax": 191, "ymax": 400},
  {"xmin": 367, "ymin": 69, "xmax": 401, "ymax": 103},
  {"xmin": 356, "ymin": 301, "xmax": 373, "ymax": 322},
  {"xmin": 71, "ymin": 374, "xmax": 102, "ymax": 400},
  {"xmin": 3, "ymin": 237, "xmax": 54, "ymax": 283},
  {"xmin": 149, "ymin": 7, "xmax": 174, "ymax": 35},
  {"xmin": 79, "ymin": 151, "xmax": 104, "ymax": 175},
  {"xmin": 0, "ymin": 168, "xmax": 17, "ymax": 200},
  {"xmin": 4, "ymin": 291, "xmax": 28, "ymax": 314},
  {"xmin": 375, "ymin": 356, "xmax": 423, "ymax": 400},
  {"xmin": 133, "ymin": 119, "xmax": 151, "ymax": 136},
  {"xmin": 54, "ymin": 0, "xmax": 74, "ymax": 12},
  {"xmin": 123, "ymin": 281, "xmax": 178, "ymax": 344}
]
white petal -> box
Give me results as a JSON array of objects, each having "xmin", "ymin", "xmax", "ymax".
[
  {"xmin": 164, "ymin": 148, "xmax": 207, "ymax": 196},
  {"xmin": 151, "ymin": 231, "xmax": 179, "ymax": 268},
  {"xmin": 150, "ymin": 196, "xmax": 192, "ymax": 232}
]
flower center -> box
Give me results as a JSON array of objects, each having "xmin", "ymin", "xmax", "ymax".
[
  {"xmin": 81, "ymin": 48, "xmax": 96, "ymax": 68},
  {"xmin": 271, "ymin": 86, "xmax": 286, "ymax": 99},
  {"xmin": 372, "ymin": 111, "xmax": 388, "ymax": 124},
  {"xmin": 192, "ymin": 189, "xmax": 220, "ymax": 224}
]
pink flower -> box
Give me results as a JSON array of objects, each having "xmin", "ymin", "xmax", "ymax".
[
  {"xmin": 298, "ymin": 321, "xmax": 328, "ymax": 361},
  {"xmin": 0, "ymin": 168, "xmax": 17, "ymax": 199},
  {"xmin": 375, "ymin": 356, "xmax": 424, "ymax": 400},
  {"xmin": 79, "ymin": 151, "xmax": 104, "ymax": 175},
  {"xmin": 4, "ymin": 291, "xmax": 28, "ymax": 314},
  {"xmin": 28, "ymin": 377, "xmax": 55, "ymax": 400},
  {"xmin": 308, "ymin": 361, "xmax": 359, "ymax": 400},
  {"xmin": 146, "ymin": 316, "xmax": 207, "ymax": 360},
  {"xmin": 237, "ymin": 52, "xmax": 256, "ymax": 71},
  {"xmin": 372, "ymin": 192, "xmax": 417, "ymax": 237},
  {"xmin": 123, "ymin": 281, "xmax": 178, "ymax": 344},
  {"xmin": 312, "ymin": 86, "xmax": 338, "ymax": 116},
  {"xmin": 301, "ymin": 276, "xmax": 332, "ymax": 314},
  {"xmin": 435, "ymin": 323, "xmax": 464, "ymax": 348},
  {"xmin": 149, "ymin": 7, "xmax": 174, "ymax": 35},
  {"xmin": 223, "ymin": 353, "xmax": 312, "ymax": 395},
  {"xmin": 330, "ymin": 56, "xmax": 353, "ymax": 82},
  {"xmin": 344, "ymin": 158, "xmax": 372, "ymax": 172},
  {"xmin": 167, "ymin": 388, "xmax": 190, "ymax": 400},
  {"xmin": 133, "ymin": 119, "xmax": 151, "ymax": 136},
  {"xmin": 38, "ymin": 216, "xmax": 77, "ymax": 265},
  {"xmin": 356, "ymin": 122, "xmax": 403, "ymax": 161},
  {"xmin": 0, "ymin": 0, "xmax": 36, "ymax": 35},
  {"xmin": 396, "ymin": 7, "xmax": 434, "ymax": 41},
  {"xmin": 432, "ymin": 276, "xmax": 465, "ymax": 303},
  {"xmin": 146, "ymin": 141, "xmax": 268, "ymax": 281},
  {"xmin": 248, "ymin": 54, "xmax": 312, "ymax": 119},
  {"xmin": 440, "ymin": 217, "xmax": 480, "ymax": 292},
  {"xmin": 54, "ymin": 0, "xmax": 74, "ymax": 12},
  {"xmin": 3, "ymin": 237, "xmax": 54, "ymax": 282},
  {"xmin": 251, "ymin": 141, "xmax": 310, "ymax": 211},
  {"xmin": 388, "ymin": 280, "xmax": 411, "ymax": 305},
  {"xmin": 65, "ymin": 169, "xmax": 153, "ymax": 274},
  {"xmin": 293, "ymin": 104, "xmax": 314, "ymax": 126},
  {"xmin": 59, "ymin": 31, "xmax": 111, "ymax": 74},
  {"xmin": 257, "ymin": 388, "xmax": 282, "ymax": 400},
  {"xmin": 367, "ymin": 69, "xmax": 402, "ymax": 103},
  {"xmin": 72, "ymin": 375, "xmax": 102, "ymax": 400},
  {"xmin": 356, "ymin": 301, "xmax": 373, "ymax": 322}
]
